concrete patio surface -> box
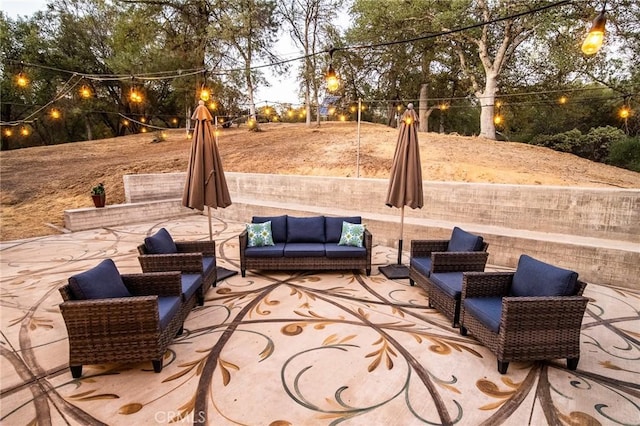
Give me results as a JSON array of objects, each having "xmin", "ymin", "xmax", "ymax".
[{"xmin": 1, "ymin": 215, "xmax": 639, "ymax": 425}]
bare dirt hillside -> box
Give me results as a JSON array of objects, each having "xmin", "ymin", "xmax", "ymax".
[{"xmin": 2, "ymin": 121, "xmax": 639, "ymax": 241}]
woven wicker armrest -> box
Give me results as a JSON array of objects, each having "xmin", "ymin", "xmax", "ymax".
[
  {"xmin": 364, "ymin": 229, "xmax": 373, "ymax": 249},
  {"xmin": 410, "ymin": 240, "xmax": 449, "ymax": 258},
  {"xmin": 176, "ymin": 240, "xmax": 215, "ymax": 257},
  {"xmin": 501, "ymin": 295, "xmax": 589, "ymax": 322},
  {"xmin": 59, "ymin": 296, "xmax": 161, "ymax": 328},
  {"xmin": 122, "ymin": 272, "xmax": 183, "ymax": 297},
  {"xmin": 431, "ymin": 251, "xmax": 489, "ymax": 273},
  {"xmin": 138, "ymin": 253, "xmax": 204, "ymax": 274},
  {"xmin": 462, "ymin": 272, "xmax": 513, "ymax": 298},
  {"xmin": 239, "ymin": 230, "xmax": 248, "ymax": 251}
]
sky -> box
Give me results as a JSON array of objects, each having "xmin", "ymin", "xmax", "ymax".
[{"xmin": 1, "ymin": 0, "xmax": 348, "ymax": 106}]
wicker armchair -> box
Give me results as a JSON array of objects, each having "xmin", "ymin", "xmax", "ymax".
[
  {"xmin": 59, "ymin": 265, "xmax": 186, "ymax": 378},
  {"xmin": 409, "ymin": 227, "xmax": 489, "ymax": 327},
  {"xmin": 137, "ymin": 229, "xmax": 217, "ymax": 306},
  {"xmin": 459, "ymin": 256, "xmax": 589, "ymax": 374}
]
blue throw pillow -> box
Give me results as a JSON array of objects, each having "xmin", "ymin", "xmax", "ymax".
[
  {"xmin": 510, "ymin": 254, "xmax": 579, "ymax": 297},
  {"xmin": 447, "ymin": 227, "xmax": 484, "ymax": 252},
  {"xmin": 338, "ymin": 222, "xmax": 365, "ymax": 247},
  {"xmin": 68, "ymin": 259, "xmax": 132, "ymax": 300},
  {"xmin": 287, "ymin": 216, "xmax": 325, "ymax": 243},
  {"xmin": 325, "ymin": 216, "xmax": 361, "ymax": 243},
  {"xmin": 246, "ymin": 221, "xmax": 275, "ymax": 247},
  {"xmin": 144, "ymin": 228, "xmax": 177, "ymax": 254},
  {"xmin": 253, "ymin": 215, "xmax": 287, "ymax": 243}
]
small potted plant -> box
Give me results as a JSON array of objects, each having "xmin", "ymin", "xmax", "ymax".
[{"xmin": 91, "ymin": 183, "xmax": 106, "ymax": 208}]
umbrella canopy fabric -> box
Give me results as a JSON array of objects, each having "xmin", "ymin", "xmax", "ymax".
[
  {"xmin": 182, "ymin": 100, "xmax": 232, "ymax": 211},
  {"xmin": 385, "ymin": 104, "xmax": 423, "ymax": 210}
]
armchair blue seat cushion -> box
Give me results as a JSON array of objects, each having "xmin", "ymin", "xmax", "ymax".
[
  {"xmin": 203, "ymin": 256, "xmax": 216, "ymax": 275},
  {"xmin": 447, "ymin": 227, "xmax": 484, "ymax": 252},
  {"xmin": 510, "ymin": 254, "xmax": 578, "ymax": 297},
  {"xmin": 284, "ymin": 243, "xmax": 326, "ymax": 257},
  {"xmin": 325, "ymin": 216, "xmax": 361, "ymax": 243},
  {"xmin": 181, "ymin": 274, "xmax": 203, "ymax": 301},
  {"xmin": 245, "ymin": 243, "xmax": 286, "ymax": 258},
  {"xmin": 325, "ymin": 244, "xmax": 366, "ymax": 258},
  {"xmin": 253, "ymin": 215, "xmax": 287, "ymax": 243},
  {"xmin": 463, "ymin": 297, "xmax": 503, "ymax": 334},
  {"xmin": 429, "ymin": 272, "xmax": 463, "ymax": 299},
  {"xmin": 410, "ymin": 257, "xmax": 432, "ymax": 277},
  {"xmin": 157, "ymin": 296, "xmax": 182, "ymax": 330},
  {"xmin": 287, "ymin": 216, "xmax": 325, "ymax": 243},
  {"xmin": 144, "ymin": 228, "xmax": 177, "ymax": 254},
  {"xmin": 68, "ymin": 259, "xmax": 132, "ymax": 300}
]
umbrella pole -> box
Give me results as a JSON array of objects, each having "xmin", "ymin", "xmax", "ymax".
[
  {"xmin": 207, "ymin": 206, "xmax": 213, "ymax": 241},
  {"xmin": 379, "ymin": 205, "xmax": 410, "ymax": 280},
  {"xmin": 398, "ymin": 205, "xmax": 405, "ymax": 265}
]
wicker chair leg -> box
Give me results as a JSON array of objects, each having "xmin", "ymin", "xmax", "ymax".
[
  {"xmin": 497, "ymin": 360, "xmax": 509, "ymax": 374},
  {"xmin": 366, "ymin": 269, "xmax": 371, "ymax": 276},
  {"xmin": 152, "ymin": 360, "xmax": 163, "ymax": 373},
  {"xmin": 460, "ymin": 326, "xmax": 468, "ymax": 336},
  {"xmin": 241, "ymin": 270, "xmax": 246, "ymax": 277},
  {"xmin": 70, "ymin": 365, "xmax": 82, "ymax": 378},
  {"xmin": 567, "ymin": 357, "xmax": 580, "ymax": 370},
  {"xmin": 409, "ymin": 279, "xmax": 414, "ymax": 286}
]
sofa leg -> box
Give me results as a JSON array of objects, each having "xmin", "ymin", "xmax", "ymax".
[
  {"xmin": 409, "ymin": 279, "xmax": 414, "ymax": 286},
  {"xmin": 460, "ymin": 326, "xmax": 468, "ymax": 336},
  {"xmin": 497, "ymin": 360, "xmax": 509, "ymax": 374},
  {"xmin": 366, "ymin": 269, "xmax": 371, "ymax": 276},
  {"xmin": 241, "ymin": 269, "xmax": 246, "ymax": 278},
  {"xmin": 70, "ymin": 365, "xmax": 82, "ymax": 378},
  {"xmin": 567, "ymin": 357, "xmax": 580, "ymax": 370},
  {"xmin": 152, "ymin": 360, "xmax": 163, "ymax": 373}
]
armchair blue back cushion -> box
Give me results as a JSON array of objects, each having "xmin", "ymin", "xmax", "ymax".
[
  {"xmin": 68, "ymin": 259, "xmax": 132, "ymax": 300},
  {"xmin": 144, "ymin": 228, "xmax": 177, "ymax": 254},
  {"xmin": 287, "ymin": 216, "xmax": 326, "ymax": 243},
  {"xmin": 325, "ymin": 216, "xmax": 361, "ymax": 243},
  {"xmin": 253, "ymin": 215, "xmax": 288, "ymax": 243},
  {"xmin": 510, "ymin": 254, "xmax": 578, "ymax": 297},
  {"xmin": 447, "ymin": 227, "xmax": 484, "ymax": 252}
]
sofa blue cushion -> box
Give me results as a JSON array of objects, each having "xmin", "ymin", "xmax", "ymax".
[
  {"xmin": 203, "ymin": 256, "xmax": 216, "ymax": 276},
  {"xmin": 410, "ymin": 257, "xmax": 432, "ymax": 277},
  {"xmin": 325, "ymin": 244, "xmax": 366, "ymax": 258},
  {"xmin": 283, "ymin": 243, "xmax": 326, "ymax": 257},
  {"xmin": 510, "ymin": 254, "xmax": 578, "ymax": 297},
  {"xmin": 463, "ymin": 297, "xmax": 503, "ymax": 334},
  {"xmin": 447, "ymin": 227, "xmax": 484, "ymax": 252},
  {"xmin": 245, "ymin": 243, "xmax": 286, "ymax": 258},
  {"xmin": 287, "ymin": 216, "xmax": 325, "ymax": 243},
  {"xmin": 144, "ymin": 228, "xmax": 177, "ymax": 254},
  {"xmin": 181, "ymin": 273, "xmax": 202, "ymax": 301},
  {"xmin": 325, "ymin": 216, "xmax": 361, "ymax": 243},
  {"xmin": 157, "ymin": 296, "xmax": 182, "ymax": 330},
  {"xmin": 429, "ymin": 272, "xmax": 464, "ymax": 299},
  {"xmin": 68, "ymin": 259, "xmax": 132, "ymax": 300},
  {"xmin": 253, "ymin": 215, "xmax": 287, "ymax": 243}
]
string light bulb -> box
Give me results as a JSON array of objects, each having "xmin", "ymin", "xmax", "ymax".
[
  {"xmin": 200, "ymin": 87, "xmax": 210, "ymax": 101},
  {"xmin": 4, "ymin": 128, "xmax": 13, "ymax": 137},
  {"xmin": 20, "ymin": 126, "xmax": 30, "ymax": 136},
  {"xmin": 494, "ymin": 115, "xmax": 503, "ymax": 125},
  {"xmin": 129, "ymin": 88, "xmax": 143, "ymax": 103},
  {"xmin": 208, "ymin": 101, "xmax": 217, "ymax": 110},
  {"xmin": 582, "ymin": 8, "xmax": 606, "ymax": 55},
  {"xmin": 16, "ymin": 72, "xmax": 29, "ymax": 88},
  {"xmin": 558, "ymin": 96, "xmax": 568, "ymax": 105},
  {"xmin": 79, "ymin": 85, "xmax": 92, "ymax": 99},
  {"xmin": 325, "ymin": 48, "xmax": 340, "ymax": 93},
  {"xmin": 50, "ymin": 108, "xmax": 61, "ymax": 119},
  {"xmin": 619, "ymin": 106, "xmax": 630, "ymax": 119}
]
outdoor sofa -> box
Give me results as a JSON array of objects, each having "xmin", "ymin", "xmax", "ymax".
[{"xmin": 239, "ymin": 215, "xmax": 372, "ymax": 277}]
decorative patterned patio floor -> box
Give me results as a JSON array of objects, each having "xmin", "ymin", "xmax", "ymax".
[{"xmin": 1, "ymin": 215, "xmax": 638, "ymax": 425}]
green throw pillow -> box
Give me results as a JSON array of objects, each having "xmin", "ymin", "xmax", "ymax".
[
  {"xmin": 338, "ymin": 221, "xmax": 365, "ymax": 247},
  {"xmin": 246, "ymin": 221, "xmax": 275, "ymax": 247}
]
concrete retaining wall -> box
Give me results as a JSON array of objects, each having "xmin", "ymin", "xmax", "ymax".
[{"xmin": 66, "ymin": 172, "xmax": 640, "ymax": 290}]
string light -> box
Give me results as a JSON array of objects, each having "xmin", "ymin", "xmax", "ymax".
[
  {"xmin": 582, "ymin": 7, "xmax": 606, "ymax": 55},
  {"xmin": 558, "ymin": 95, "xmax": 568, "ymax": 104},
  {"xmin": 208, "ymin": 101, "xmax": 217, "ymax": 110},
  {"xmin": 326, "ymin": 48, "xmax": 340, "ymax": 93},
  {"xmin": 79, "ymin": 85, "xmax": 92, "ymax": 99},
  {"xmin": 50, "ymin": 108, "xmax": 61, "ymax": 119},
  {"xmin": 20, "ymin": 126, "xmax": 30, "ymax": 136},
  {"xmin": 200, "ymin": 87, "xmax": 211, "ymax": 101},
  {"xmin": 129, "ymin": 87, "xmax": 143, "ymax": 103},
  {"xmin": 494, "ymin": 115, "xmax": 503, "ymax": 125},
  {"xmin": 16, "ymin": 72, "xmax": 29, "ymax": 88},
  {"xmin": 619, "ymin": 106, "xmax": 630, "ymax": 119},
  {"xmin": 4, "ymin": 128, "xmax": 13, "ymax": 137}
]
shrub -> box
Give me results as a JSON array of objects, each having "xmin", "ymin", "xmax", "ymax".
[
  {"xmin": 579, "ymin": 126, "xmax": 627, "ymax": 162},
  {"xmin": 530, "ymin": 129, "xmax": 583, "ymax": 153},
  {"xmin": 607, "ymin": 136, "xmax": 640, "ymax": 172}
]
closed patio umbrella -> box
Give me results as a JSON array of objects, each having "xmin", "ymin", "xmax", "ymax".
[
  {"xmin": 183, "ymin": 100, "xmax": 235, "ymax": 280},
  {"xmin": 379, "ymin": 103, "xmax": 424, "ymax": 279}
]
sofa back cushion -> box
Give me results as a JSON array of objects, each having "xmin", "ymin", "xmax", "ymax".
[
  {"xmin": 68, "ymin": 259, "xmax": 132, "ymax": 300},
  {"xmin": 447, "ymin": 227, "xmax": 484, "ymax": 252},
  {"xmin": 144, "ymin": 228, "xmax": 177, "ymax": 254},
  {"xmin": 253, "ymin": 215, "xmax": 287, "ymax": 243},
  {"xmin": 287, "ymin": 216, "xmax": 326, "ymax": 243},
  {"xmin": 510, "ymin": 254, "xmax": 579, "ymax": 297},
  {"xmin": 325, "ymin": 216, "xmax": 361, "ymax": 243}
]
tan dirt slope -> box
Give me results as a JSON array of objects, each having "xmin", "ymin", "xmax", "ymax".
[{"xmin": 1, "ymin": 121, "xmax": 639, "ymax": 241}]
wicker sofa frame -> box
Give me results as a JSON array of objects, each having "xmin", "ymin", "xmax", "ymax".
[
  {"xmin": 409, "ymin": 239, "xmax": 489, "ymax": 327},
  {"xmin": 239, "ymin": 229, "xmax": 373, "ymax": 277},
  {"xmin": 137, "ymin": 240, "xmax": 217, "ymax": 305},
  {"xmin": 459, "ymin": 271, "xmax": 589, "ymax": 374},
  {"xmin": 59, "ymin": 271, "xmax": 187, "ymax": 378}
]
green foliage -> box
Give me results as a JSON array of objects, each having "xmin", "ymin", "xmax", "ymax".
[
  {"xmin": 91, "ymin": 182, "xmax": 105, "ymax": 195},
  {"xmin": 607, "ymin": 136, "xmax": 640, "ymax": 172},
  {"xmin": 530, "ymin": 126, "xmax": 629, "ymax": 166}
]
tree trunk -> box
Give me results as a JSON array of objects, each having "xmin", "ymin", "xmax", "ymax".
[
  {"xmin": 478, "ymin": 74, "xmax": 497, "ymax": 139},
  {"xmin": 418, "ymin": 84, "xmax": 428, "ymax": 132}
]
